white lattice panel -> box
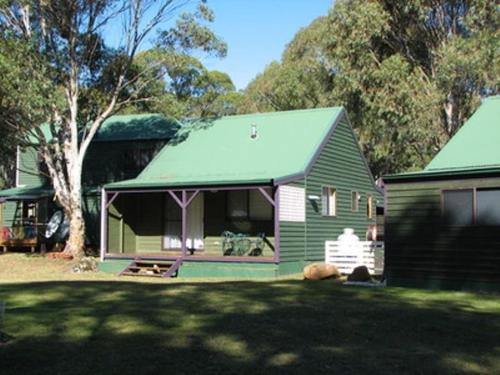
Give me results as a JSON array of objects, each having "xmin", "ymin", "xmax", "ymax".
[{"xmin": 279, "ymin": 186, "xmax": 305, "ymax": 222}]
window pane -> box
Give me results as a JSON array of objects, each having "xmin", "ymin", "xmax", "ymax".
[
  {"xmin": 351, "ymin": 192, "xmax": 359, "ymax": 212},
  {"xmin": 367, "ymin": 194, "xmax": 373, "ymax": 218},
  {"xmin": 443, "ymin": 190, "xmax": 473, "ymax": 225},
  {"xmin": 321, "ymin": 187, "xmax": 328, "ymax": 215},
  {"xmin": 249, "ymin": 189, "xmax": 273, "ymax": 220},
  {"xmin": 227, "ymin": 191, "xmax": 248, "ymax": 218},
  {"xmin": 477, "ymin": 189, "xmax": 500, "ymax": 225},
  {"xmin": 322, "ymin": 187, "xmax": 336, "ymax": 216},
  {"xmin": 329, "ymin": 188, "xmax": 336, "ymax": 216}
]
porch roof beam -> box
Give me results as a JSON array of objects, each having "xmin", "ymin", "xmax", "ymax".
[
  {"xmin": 105, "ymin": 192, "xmax": 119, "ymax": 209},
  {"xmin": 258, "ymin": 187, "xmax": 275, "ymax": 207},
  {"xmin": 185, "ymin": 190, "xmax": 200, "ymax": 207},
  {"xmin": 105, "ymin": 184, "xmax": 273, "ymax": 195},
  {"xmin": 168, "ymin": 190, "xmax": 183, "ymax": 208}
]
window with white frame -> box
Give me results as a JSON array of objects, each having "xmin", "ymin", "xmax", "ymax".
[
  {"xmin": 367, "ymin": 193, "xmax": 374, "ymax": 219},
  {"xmin": 322, "ymin": 186, "xmax": 337, "ymax": 216},
  {"xmin": 351, "ymin": 191, "xmax": 360, "ymax": 212}
]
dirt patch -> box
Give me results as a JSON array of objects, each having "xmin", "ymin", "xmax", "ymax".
[{"xmin": 46, "ymin": 252, "xmax": 73, "ymax": 261}]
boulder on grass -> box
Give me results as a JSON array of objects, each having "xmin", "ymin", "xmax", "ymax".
[
  {"xmin": 347, "ymin": 265, "xmax": 371, "ymax": 282},
  {"xmin": 72, "ymin": 256, "xmax": 97, "ymax": 273},
  {"xmin": 304, "ymin": 263, "xmax": 341, "ymax": 280}
]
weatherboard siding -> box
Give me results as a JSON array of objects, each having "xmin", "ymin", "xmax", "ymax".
[
  {"xmin": 134, "ymin": 193, "xmax": 163, "ymax": 252},
  {"xmin": 304, "ymin": 118, "xmax": 377, "ymax": 261},
  {"xmin": 17, "ymin": 139, "xmax": 167, "ymax": 189},
  {"xmin": 83, "ymin": 140, "xmax": 167, "ymax": 186},
  {"xmin": 385, "ymin": 177, "xmax": 500, "ymax": 290},
  {"xmin": 18, "ymin": 147, "xmax": 45, "ymax": 186},
  {"xmin": 1, "ymin": 201, "xmax": 20, "ymax": 227}
]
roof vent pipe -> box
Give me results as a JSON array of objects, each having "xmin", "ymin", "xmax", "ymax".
[{"xmin": 250, "ymin": 123, "xmax": 257, "ymax": 139}]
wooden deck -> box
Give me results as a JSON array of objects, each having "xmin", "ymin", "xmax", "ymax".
[{"xmin": 1, "ymin": 238, "xmax": 38, "ymax": 253}]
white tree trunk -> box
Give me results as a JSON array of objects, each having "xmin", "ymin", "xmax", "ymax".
[
  {"xmin": 64, "ymin": 157, "xmax": 86, "ymax": 257},
  {"xmin": 65, "ymin": 195, "xmax": 86, "ymax": 257}
]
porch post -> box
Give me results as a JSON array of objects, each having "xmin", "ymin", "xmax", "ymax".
[
  {"xmin": 181, "ymin": 190, "xmax": 187, "ymax": 257},
  {"xmin": 274, "ymin": 186, "xmax": 280, "ymax": 263},
  {"xmin": 100, "ymin": 187, "xmax": 107, "ymax": 262}
]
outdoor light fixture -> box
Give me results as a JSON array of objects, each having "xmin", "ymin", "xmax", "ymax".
[
  {"xmin": 250, "ymin": 123, "xmax": 258, "ymax": 139},
  {"xmin": 308, "ymin": 195, "xmax": 320, "ymax": 201}
]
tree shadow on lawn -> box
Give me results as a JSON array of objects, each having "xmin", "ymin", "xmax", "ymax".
[{"xmin": 0, "ymin": 280, "xmax": 499, "ymax": 375}]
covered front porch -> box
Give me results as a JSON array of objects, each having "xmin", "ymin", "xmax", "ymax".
[{"xmin": 100, "ymin": 185, "xmax": 280, "ymax": 265}]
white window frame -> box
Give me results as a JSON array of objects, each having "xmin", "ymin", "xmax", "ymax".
[{"xmin": 322, "ymin": 186, "xmax": 337, "ymax": 217}]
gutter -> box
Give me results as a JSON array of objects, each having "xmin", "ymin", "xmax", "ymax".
[{"xmin": 383, "ymin": 167, "xmax": 500, "ymax": 183}]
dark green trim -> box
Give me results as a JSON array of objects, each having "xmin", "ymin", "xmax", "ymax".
[
  {"xmin": 384, "ymin": 168, "xmax": 500, "ymax": 183},
  {"xmin": 177, "ymin": 262, "xmax": 278, "ymax": 278},
  {"xmin": 98, "ymin": 259, "xmax": 308, "ymax": 279},
  {"xmin": 97, "ymin": 259, "xmax": 131, "ymax": 274}
]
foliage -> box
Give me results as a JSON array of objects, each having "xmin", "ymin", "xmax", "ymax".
[
  {"xmin": 0, "ymin": 0, "xmax": 228, "ymax": 255},
  {"xmin": 123, "ymin": 49, "xmax": 242, "ymax": 118},
  {"xmin": 241, "ymin": 18, "xmax": 332, "ymax": 113},
  {"xmin": 240, "ymin": 0, "xmax": 499, "ymax": 177},
  {"xmin": 0, "ymin": 37, "xmax": 61, "ymax": 186}
]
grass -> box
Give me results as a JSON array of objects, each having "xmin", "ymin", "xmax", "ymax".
[{"xmin": 0, "ymin": 253, "xmax": 499, "ymax": 374}]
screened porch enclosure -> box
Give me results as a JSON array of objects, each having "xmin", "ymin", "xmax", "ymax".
[{"xmin": 104, "ymin": 187, "xmax": 277, "ymax": 260}]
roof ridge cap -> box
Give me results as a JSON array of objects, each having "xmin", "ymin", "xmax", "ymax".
[{"xmin": 213, "ymin": 106, "xmax": 343, "ymax": 121}]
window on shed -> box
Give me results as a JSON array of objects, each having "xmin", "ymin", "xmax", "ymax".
[
  {"xmin": 351, "ymin": 191, "xmax": 360, "ymax": 212},
  {"xmin": 227, "ymin": 190, "xmax": 248, "ymax": 219},
  {"xmin": 322, "ymin": 187, "xmax": 337, "ymax": 216},
  {"xmin": 476, "ymin": 189, "xmax": 500, "ymax": 225},
  {"xmin": 249, "ymin": 189, "xmax": 273, "ymax": 220},
  {"xmin": 442, "ymin": 190, "xmax": 474, "ymax": 225},
  {"xmin": 367, "ymin": 194, "xmax": 373, "ymax": 219}
]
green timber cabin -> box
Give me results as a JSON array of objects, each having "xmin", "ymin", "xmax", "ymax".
[
  {"xmin": 0, "ymin": 114, "xmax": 179, "ymax": 251},
  {"xmin": 102, "ymin": 107, "xmax": 381, "ymax": 278},
  {"xmin": 383, "ymin": 96, "xmax": 500, "ymax": 291}
]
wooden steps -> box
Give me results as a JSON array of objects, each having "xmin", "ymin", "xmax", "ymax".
[{"xmin": 120, "ymin": 259, "xmax": 182, "ymax": 278}]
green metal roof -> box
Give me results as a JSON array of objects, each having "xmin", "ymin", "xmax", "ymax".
[
  {"xmin": 0, "ymin": 185, "xmax": 53, "ymax": 200},
  {"xmin": 425, "ymin": 96, "xmax": 500, "ymax": 172},
  {"xmin": 106, "ymin": 107, "xmax": 344, "ymax": 189},
  {"xmin": 92, "ymin": 114, "xmax": 180, "ymax": 142},
  {"xmin": 384, "ymin": 96, "xmax": 500, "ymax": 182},
  {"xmin": 33, "ymin": 114, "xmax": 180, "ymax": 143}
]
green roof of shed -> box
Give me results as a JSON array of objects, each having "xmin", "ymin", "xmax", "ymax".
[
  {"xmin": 425, "ymin": 95, "xmax": 500, "ymax": 172},
  {"xmin": 107, "ymin": 107, "xmax": 344, "ymax": 189},
  {"xmin": 0, "ymin": 184, "xmax": 53, "ymax": 200},
  {"xmin": 384, "ymin": 96, "xmax": 500, "ymax": 181}
]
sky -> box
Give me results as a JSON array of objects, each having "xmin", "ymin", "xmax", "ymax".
[
  {"xmin": 201, "ymin": 0, "xmax": 333, "ymax": 90},
  {"xmin": 105, "ymin": 0, "xmax": 333, "ymax": 90}
]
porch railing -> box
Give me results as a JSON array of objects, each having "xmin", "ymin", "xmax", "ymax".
[{"xmin": 325, "ymin": 240, "xmax": 384, "ymax": 275}]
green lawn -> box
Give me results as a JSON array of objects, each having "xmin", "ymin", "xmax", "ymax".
[{"xmin": 0, "ymin": 254, "xmax": 499, "ymax": 374}]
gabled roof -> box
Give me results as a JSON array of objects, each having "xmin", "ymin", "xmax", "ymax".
[
  {"xmin": 384, "ymin": 96, "xmax": 500, "ymax": 182},
  {"xmin": 92, "ymin": 114, "xmax": 180, "ymax": 142},
  {"xmin": 34, "ymin": 114, "xmax": 180, "ymax": 143},
  {"xmin": 425, "ymin": 95, "xmax": 500, "ymax": 172},
  {"xmin": 106, "ymin": 107, "xmax": 344, "ymax": 189}
]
